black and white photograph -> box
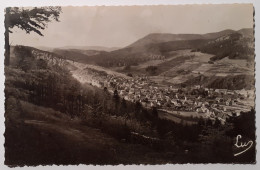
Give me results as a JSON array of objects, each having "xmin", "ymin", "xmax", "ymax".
[{"xmin": 2, "ymin": 4, "xmax": 257, "ymax": 166}]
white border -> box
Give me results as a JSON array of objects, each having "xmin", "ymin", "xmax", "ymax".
[{"xmin": 0, "ymin": 0, "xmax": 259, "ymax": 170}]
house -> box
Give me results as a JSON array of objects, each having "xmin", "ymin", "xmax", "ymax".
[
  {"xmin": 216, "ymin": 97, "xmax": 223, "ymax": 103},
  {"xmin": 219, "ymin": 89, "xmax": 227, "ymax": 94},
  {"xmin": 227, "ymin": 90, "xmax": 234, "ymax": 95},
  {"xmin": 171, "ymin": 99, "xmax": 178, "ymax": 105},
  {"xmin": 247, "ymin": 90, "xmax": 255, "ymax": 99},
  {"xmin": 152, "ymin": 94, "xmax": 157, "ymax": 100},
  {"xmin": 194, "ymin": 85, "xmax": 200, "ymax": 89},
  {"xmin": 217, "ymin": 117, "xmax": 226, "ymax": 125},
  {"xmin": 141, "ymin": 102, "xmax": 147, "ymax": 107},
  {"xmin": 141, "ymin": 89, "xmax": 146, "ymax": 93},
  {"xmin": 120, "ymin": 90, "xmax": 126, "ymax": 95},
  {"xmin": 186, "ymin": 100, "xmax": 193, "ymax": 105},
  {"xmin": 205, "ymin": 110, "xmax": 215, "ymax": 118},
  {"xmin": 201, "ymin": 105, "xmax": 208, "ymax": 113},
  {"xmin": 196, "ymin": 102, "xmax": 202, "ymax": 107},
  {"xmin": 150, "ymin": 101, "xmax": 157, "ymax": 107},
  {"xmin": 226, "ymin": 99, "xmax": 232, "ymax": 106},
  {"xmin": 124, "ymin": 96, "xmax": 129, "ymax": 100},
  {"xmin": 232, "ymin": 110, "xmax": 241, "ymax": 117},
  {"xmin": 129, "ymin": 88, "xmax": 135, "ymax": 94},
  {"xmin": 238, "ymin": 88, "xmax": 247, "ymax": 97},
  {"xmin": 196, "ymin": 108, "xmax": 204, "ymax": 113}
]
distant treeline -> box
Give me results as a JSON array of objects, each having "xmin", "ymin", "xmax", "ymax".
[{"xmin": 180, "ymin": 74, "xmax": 255, "ymax": 90}]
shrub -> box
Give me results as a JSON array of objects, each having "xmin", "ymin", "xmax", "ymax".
[{"xmin": 145, "ymin": 66, "xmax": 158, "ymax": 75}]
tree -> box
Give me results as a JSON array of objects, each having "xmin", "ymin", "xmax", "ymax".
[
  {"xmin": 113, "ymin": 89, "xmax": 120, "ymax": 102},
  {"xmin": 120, "ymin": 98, "xmax": 127, "ymax": 114},
  {"xmin": 113, "ymin": 89, "xmax": 120, "ymax": 115},
  {"xmin": 4, "ymin": 7, "xmax": 62, "ymax": 66},
  {"xmin": 13, "ymin": 46, "xmax": 35, "ymax": 71},
  {"xmin": 152, "ymin": 106, "xmax": 158, "ymax": 118},
  {"xmin": 134, "ymin": 101, "xmax": 142, "ymax": 118},
  {"xmin": 198, "ymin": 123, "xmax": 234, "ymax": 162}
]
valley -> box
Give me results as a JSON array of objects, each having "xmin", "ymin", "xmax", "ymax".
[
  {"xmin": 4, "ymin": 5, "xmax": 256, "ymax": 165},
  {"xmin": 65, "ymin": 48, "xmax": 254, "ymax": 125},
  {"xmin": 19, "ymin": 28, "xmax": 255, "ymax": 126},
  {"xmin": 5, "ymin": 27, "xmax": 256, "ymax": 165}
]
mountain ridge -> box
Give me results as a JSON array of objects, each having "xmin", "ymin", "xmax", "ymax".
[
  {"xmin": 37, "ymin": 28, "xmax": 254, "ymax": 69},
  {"xmin": 127, "ymin": 28, "xmax": 252, "ymax": 48}
]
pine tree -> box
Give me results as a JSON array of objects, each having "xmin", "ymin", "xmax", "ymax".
[{"xmin": 4, "ymin": 7, "xmax": 62, "ymax": 66}]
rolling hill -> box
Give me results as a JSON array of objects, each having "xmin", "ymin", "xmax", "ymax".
[
  {"xmin": 49, "ymin": 28, "xmax": 253, "ymax": 69},
  {"xmin": 89, "ymin": 28, "xmax": 253, "ymax": 67},
  {"xmin": 36, "ymin": 46, "xmax": 120, "ymax": 53},
  {"xmin": 30, "ymin": 28, "xmax": 254, "ymax": 90},
  {"xmin": 199, "ymin": 31, "xmax": 254, "ymax": 61},
  {"xmin": 127, "ymin": 29, "xmax": 236, "ymax": 48},
  {"xmin": 56, "ymin": 46, "xmax": 120, "ymax": 52},
  {"xmin": 53, "ymin": 48, "xmax": 109, "ymax": 64}
]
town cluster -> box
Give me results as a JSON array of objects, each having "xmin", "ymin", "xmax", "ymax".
[{"xmin": 86, "ymin": 68, "xmax": 254, "ymax": 124}]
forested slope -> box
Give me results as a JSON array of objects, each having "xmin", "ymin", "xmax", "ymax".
[{"xmin": 4, "ymin": 46, "xmax": 256, "ymax": 165}]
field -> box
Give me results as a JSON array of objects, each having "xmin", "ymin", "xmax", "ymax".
[
  {"xmin": 124, "ymin": 50, "xmax": 213, "ymax": 85},
  {"xmin": 158, "ymin": 110, "xmax": 199, "ymax": 125},
  {"xmin": 112, "ymin": 49, "xmax": 254, "ymax": 88}
]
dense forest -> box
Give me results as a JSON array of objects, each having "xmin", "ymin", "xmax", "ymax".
[
  {"xmin": 199, "ymin": 33, "xmax": 255, "ymax": 62},
  {"xmin": 5, "ymin": 46, "xmax": 256, "ymax": 165}
]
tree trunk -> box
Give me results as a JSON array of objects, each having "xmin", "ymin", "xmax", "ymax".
[
  {"xmin": 5, "ymin": 28, "xmax": 10, "ymax": 66},
  {"xmin": 4, "ymin": 8, "xmax": 10, "ymax": 66}
]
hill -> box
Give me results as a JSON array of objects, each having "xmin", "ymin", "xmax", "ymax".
[
  {"xmin": 180, "ymin": 74, "xmax": 255, "ymax": 90},
  {"xmin": 55, "ymin": 46, "xmax": 120, "ymax": 52},
  {"xmin": 91, "ymin": 29, "xmax": 253, "ymax": 68},
  {"xmin": 199, "ymin": 30, "xmax": 254, "ymax": 61},
  {"xmin": 52, "ymin": 48, "xmax": 109, "ymax": 64},
  {"xmin": 36, "ymin": 46, "xmax": 118, "ymax": 64},
  {"xmin": 34, "ymin": 46, "xmax": 54, "ymax": 52},
  {"xmin": 237, "ymin": 28, "xmax": 254, "ymax": 38},
  {"xmin": 83, "ymin": 39, "xmax": 208, "ymax": 67},
  {"xmin": 35, "ymin": 46, "xmax": 120, "ymax": 52},
  {"xmin": 48, "ymin": 28, "xmax": 253, "ymax": 68},
  {"xmin": 128, "ymin": 29, "xmax": 236, "ymax": 48},
  {"xmin": 4, "ymin": 46, "xmax": 191, "ymax": 165}
]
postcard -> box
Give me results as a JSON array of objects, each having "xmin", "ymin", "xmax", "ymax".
[{"xmin": 3, "ymin": 4, "xmax": 256, "ymax": 166}]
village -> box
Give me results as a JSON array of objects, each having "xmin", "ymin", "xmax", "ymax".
[{"xmin": 80, "ymin": 66, "xmax": 254, "ymax": 124}]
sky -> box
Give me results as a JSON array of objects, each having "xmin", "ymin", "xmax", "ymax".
[{"xmin": 9, "ymin": 4, "xmax": 254, "ymax": 48}]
